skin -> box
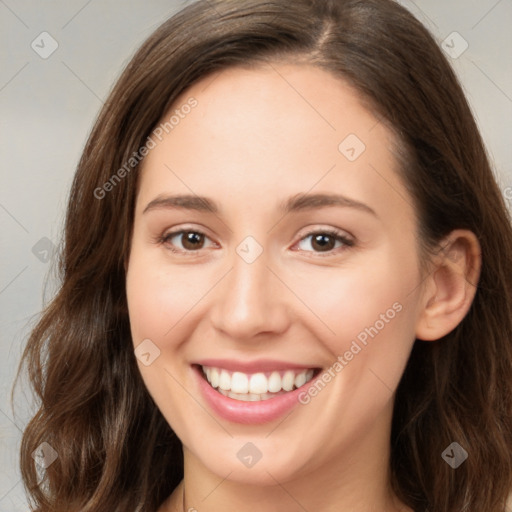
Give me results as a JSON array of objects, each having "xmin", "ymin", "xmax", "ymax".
[{"xmin": 125, "ymin": 62, "xmax": 481, "ymax": 512}]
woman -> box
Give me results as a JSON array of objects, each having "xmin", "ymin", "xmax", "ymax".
[{"xmin": 15, "ymin": 0, "xmax": 512, "ymax": 510}]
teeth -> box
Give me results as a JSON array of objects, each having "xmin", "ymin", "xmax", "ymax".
[
  {"xmin": 218, "ymin": 370, "xmax": 231, "ymax": 390},
  {"xmin": 268, "ymin": 371, "xmax": 282, "ymax": 393},
  {"xmin": 294, "ymin": 371, "xmax": 307, "ymax": 388},
  {"xmin": 249, "ymin": 373, "xmax": 267, "ymax": 394},
  {"xmin": 210, "ymin": 368, "xmax": 219, "ymax": 388},
  {"xmin": 231, "ymin": 372, "xmax": 249, "ymax": 394},
  {"xmin": 202, "ymin": 365, "xmax": 316, "ymax": 400},
  {"xmin": 282, "ymin": 370, "xmax": 295, "ymax": 391}
]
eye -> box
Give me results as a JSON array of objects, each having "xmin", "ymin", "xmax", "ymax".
[
  {"xmin": 159, "ymin": 229, "xmax": 215, "ymax": 255},
  {"xmin": 157, "ymin": 227, "xmax": 354, "ymax": 257},
  {"xmin": 294, "ymin": 229, "xmax": 354, "ymax": 256}
]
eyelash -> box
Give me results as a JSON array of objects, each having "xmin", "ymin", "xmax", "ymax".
[{"xmin": 156, "ymin": 227, "xmax": 355, "ymax": 258}]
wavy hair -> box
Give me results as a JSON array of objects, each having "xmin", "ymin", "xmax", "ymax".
[{"xmin": 14, "ymin": 0, "xmax": 512, "ymax": 510}]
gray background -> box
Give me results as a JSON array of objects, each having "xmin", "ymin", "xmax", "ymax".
[{"xmin": 1, "ymin": 0, "xmax": 511, "ymax": 510}]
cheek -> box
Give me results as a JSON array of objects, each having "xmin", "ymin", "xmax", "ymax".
[
  {"xmin": 299, "ymin": 250, "xmax": 418, "ymax": 384},
  {"xmin": 126, "ymin": 244, "xmax": 208, "ymax": 343},
  {"xmin": 125, "ymin": 245, "xmax": 206, "ymax": 428}
]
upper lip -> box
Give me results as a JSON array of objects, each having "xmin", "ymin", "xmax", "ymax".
[{"xmin": 194, "ymin": 358, "xmax": 320, "ymax": 373}]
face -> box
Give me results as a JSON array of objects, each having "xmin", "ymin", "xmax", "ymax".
[{"xmin": 126, "ymin": 62, "xmax": 425, "ymax": 486}]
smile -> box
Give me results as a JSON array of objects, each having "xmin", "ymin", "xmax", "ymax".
[
  {"xmin": 192, "ymin": 360, "xmax": 323, "ymax": 423},
  {"xmin": 201, "ymin": 365, "xmax": 318, "ymax": 401}
]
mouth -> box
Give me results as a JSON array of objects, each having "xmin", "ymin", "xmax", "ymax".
[{"xmin": 194, "ymin": 364, "xmax": 322, "ymax": 402}]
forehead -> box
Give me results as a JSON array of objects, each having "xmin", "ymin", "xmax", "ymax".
[
  {"xmin": 176, "ymin": 62, "xmax": 382, "ymax": 141},
  {"xmin": 136, "ymin": 62, "xmax": 409, "ymax": 225}
]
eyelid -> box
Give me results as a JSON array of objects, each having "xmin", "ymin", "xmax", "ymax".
[
  {"xmin": 158, "ymin": 225, "xmax": 355, "ymax": 257},
  {"xmin": 158, "ymin": 225, "xmax": 217, "ymax": 256},
  {"xmin": 291, "ymin": 226, "xmax": 354, "ymax": 257}
]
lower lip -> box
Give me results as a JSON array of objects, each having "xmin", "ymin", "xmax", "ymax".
[{"xmin": 193, "ymin": 365, "xmax": 317, "ymax": 424}]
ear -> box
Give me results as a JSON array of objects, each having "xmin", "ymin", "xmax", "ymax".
[{"xmin": 415, "ymin": 229, "xmax": 481, "ymax": 341}]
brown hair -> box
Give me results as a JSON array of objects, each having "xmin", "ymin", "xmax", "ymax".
[{"xmin": 13, "ymin": 0, "xmax": 512, "ymax": 510}]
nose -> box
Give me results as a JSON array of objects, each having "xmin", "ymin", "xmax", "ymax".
[{"xmin": 210, "ymin": 244, "xmax": 291, "ymax": 341}]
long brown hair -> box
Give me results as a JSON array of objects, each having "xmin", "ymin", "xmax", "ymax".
[{"xmin": 14, "ymin": 0, "xmax": 512, "ymax": 510}]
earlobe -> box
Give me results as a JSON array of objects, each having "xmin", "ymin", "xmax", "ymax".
[{"xmin": 415, "ymin": 230, "xmax": 481, "ymax": 341}]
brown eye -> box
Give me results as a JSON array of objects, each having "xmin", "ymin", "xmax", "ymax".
[
  {"xmin": 161, "ymin": 230, "xmax": 213, "ymax": 254},
  {"xmin": 296, "ymin": 229, "xmax": 354, "ymax": 255},
  {"xmin": 180, "ymin": 231, "xmax": 205, "ymax": 250},
  {"xmin": 310, "ymin": 233, "xmax": 337, "ymax": 252}
]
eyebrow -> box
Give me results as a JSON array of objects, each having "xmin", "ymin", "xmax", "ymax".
[{"xmin": 142, "ymin": 192, "xmax": 377, "ymax": 217}]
